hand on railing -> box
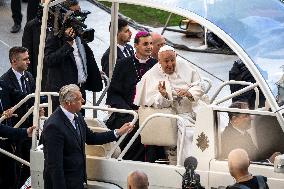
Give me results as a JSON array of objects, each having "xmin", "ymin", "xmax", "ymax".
[
  {"xmin": 115, "ymin": 122, "xmax": 133, "ymax": 136},
  {"xmin": 100, "ymin": 71, "xmax": 105, "ymax": 79},
  {"xmin": 27, "ymin": 126, "xmax": 37, "ymax": 137},
  {"xmin": 1, "ymin": 108, "xmax": 18, "ymax": 118}
]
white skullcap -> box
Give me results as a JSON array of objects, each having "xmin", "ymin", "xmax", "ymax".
[{"xmin": 158, "ymin": 45, "xmax": 175, "ymax": 54}]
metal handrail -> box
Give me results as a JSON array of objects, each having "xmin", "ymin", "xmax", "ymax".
[
  {"xmin": 81, "ymin": 105, "xmax": 138, "ymax": 158},
  {"xmin": 92, "ymin": 73, "xmax": 110, "ymax": 117},
  {"xmin": 211, "ymin": 105, "xmax": 275, "ymax": 116},
  {"xmin": 118, "ymin": 113, "xmax": 190, "ymax": 167},
  {"xmin": 202, "ymin": 77, "xmax": 212, "ymax": 94},
  {"xmin": 0, "ymin": 92, "xmax": 59, "ymax": 124},
  {"xmin": 95, "ymin": 73, "xmax": 110, "ymax": 106},
  {"xmin": 13, "ymin": 103, "xmax": 48, "ymax": 128},
  {"xmin": 212, "ymin": 83, "xmax": 259, "ymax": 106},
  {"xmin": 0, "ymin": 148, "xmax": 30, "ymax": 167},
  {"xmin": 210, "ymin": 80, "xmax": 259, "ymax": 107}
]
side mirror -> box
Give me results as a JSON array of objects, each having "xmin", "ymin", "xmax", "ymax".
[{"xmin": 274, "ymin": 154, "xmax": 284, "ymax": 173}]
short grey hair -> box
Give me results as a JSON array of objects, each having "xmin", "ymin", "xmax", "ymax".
[{"xmin": 59, "ymin": 84, "xmax": 80, "ymax": 105}]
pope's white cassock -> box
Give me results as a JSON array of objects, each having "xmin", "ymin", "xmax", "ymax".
[{"xmin": 133, "ymin": 48, "xmax": 204, "ymax": 163}]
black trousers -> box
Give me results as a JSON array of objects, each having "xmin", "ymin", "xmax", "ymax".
[
  {"xmin": 11, "ymin": 0, "xmax": 22, "ymax": 25},
  {"xmin": 27, "ymin": 0, "xmax": 39, "ymax": 22},
  {"xmin": 15, "ymin": 139, "xmax": 32, "ymax": 189},
  {"xmin": 0, "ymin": 140, "xmax": 16, "ymax": 189}
]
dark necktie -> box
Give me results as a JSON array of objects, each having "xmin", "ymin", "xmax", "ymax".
[
  {"xmin": 20, "ymin": 75, "xmax": 27, "ymax": 94},
  {"xmin": 123, "ymin": 47, "xmax": 130, "ymax": 57},
  {"xmin": 73, "ymin": 116, "xmax": 81, "ymax": 140}
]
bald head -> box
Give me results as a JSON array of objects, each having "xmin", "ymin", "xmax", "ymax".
[
  {"xmin": 228, "ymin": 149, "xmax": 250, "ymax": 178},
  {"xmin": 127, "ymin": 170, "xmax": 149, "ymax": 189},
  {"xmin": 151, "ymin": 32, "xmax": 165, "ymax": 59}
]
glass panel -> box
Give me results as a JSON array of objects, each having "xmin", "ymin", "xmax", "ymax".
[
  {"xmin": 217, "ymin": 110, "xmax": 284, "ymax": 163},
  {"xmin": 150, "ymin": 0, "xmax": 284, "ymax": 105}
]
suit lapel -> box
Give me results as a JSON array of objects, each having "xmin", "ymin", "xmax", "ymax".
[
  {"xmin": 125, "ymin": 44, "xmax": 134, "ymax": 56},
  {"xmin": 59, "ymin": 109, "xmax": 83, "ymax": 149},
  {"xmin": 117, "ymin": 47, "xmax": 125, "ymax": 59},
  {"xmin": 8, "ymin": 69, "xmax": 22, "ymax": 92}
]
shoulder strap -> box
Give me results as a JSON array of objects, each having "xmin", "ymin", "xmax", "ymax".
[
  {"xmin": 232, "ymin": 183, "xmax": 251, "ymax": 189},
  {"xmin": 255, "ymin": 176, "xmax": 267, "ymax": 189}
]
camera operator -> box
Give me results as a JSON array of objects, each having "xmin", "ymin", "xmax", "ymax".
[
  {"xmin": 44, "ymin": 0, "xmax": 102, "ymax": 113},
  {"xmin": 22, "ymin": 4, "xmax": 51, "ymax": 91},
  {"xmin": 182, "ymin": 157, "xmax": 205, "ymax": 189}
]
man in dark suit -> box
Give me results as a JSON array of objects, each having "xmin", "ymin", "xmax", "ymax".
[
  {"xmin": 221, "ymin": 101, "xmax": 280, "ymax": 163},
  {"xmin": 44, "ymin": 0, "xmax": 103, "ymax": 111},
  {"xmin": 26, "ymin": 0, "xmax": 40, "ymax": 22},
  {"xmin": 10, "ymin": 0, "xmax": 22, "ymax": 33},
  {"xmin": 22, "ymin": 8, "xmax": 50, "ymax": 91},
  {"xmin": 0, "ymin": 46, "xmax": 35, "ymax": 188},
  {"xmin": 101, "ymin": 18, "xmax": 134, "ymax": 76},
  {"xmin": 0, "ymin": 121, "xmax": 34, "ymax": 188},
  {"xmin": 42, "ymin": 84, "xmax": 132, "ymax": 189},
  {"xmin": 106, "ymin": 31, "xmax": 160, "ymax": 161},
  {"xmin": 0, "ymin": 108, "xmax": 35, "ymax": 189},
  {"xmin": 22, "ymin": 13, "xmax": 41, "ymax": 82}
]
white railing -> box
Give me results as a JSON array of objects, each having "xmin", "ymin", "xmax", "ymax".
[
  {"xmin": 202, "ymin": 77, "xmax": 212, "ymax": 94},
  {"xmin": 0, "ymin": 92, "xmax": 58, "ymax": 169},
  {"xmin": 117, "ymin": 113, "xmax": 188, "ymax": 167},
  {"xmin": 81, "ymin": 105, "xmax": 138, "ymax": 158},
  {"xmin": 210, "ymin": 80, "xmax": 259, "ymax": 108},
  {"xmin": 0, "ymin": 92, "xmax": 59, "ymax": 124}
]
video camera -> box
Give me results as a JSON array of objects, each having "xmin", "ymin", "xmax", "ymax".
[
  {"xmin": 182, "ymin": 156, "xmax": 204, "ymax": 189},
  {"xmin": 48, "ymin": 4, "xmax": 94, "ymax": 43}
]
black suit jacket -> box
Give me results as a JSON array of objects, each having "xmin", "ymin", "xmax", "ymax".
[
  {"xmin": 0, "ymin": 124, "xmax": 27, "ymax": 141},
  {"xmin": 221, "ymin": 125, "xmax": 259, "ymax": 161},
  {"xmin": 106, "ymin": 55, "xmax": 156, "ymax": 110},
  {"xmin": 42, "ymin": 107, "xmax": 116, "ymax": 189},
  {"xmin": 22, "ymin": 17, "xmax": 49, "ymax": 90},
  {"xmin": 101, "ymin": 44, "xmax": 134, "ymax": 76},
  {"xmin": 44, "ymin": 34, "xmax": 103, "ymax": 93},
  {"xmin": 22, "ymin": 18, "xmax": 41, "ymax": 79},
  {"xmin": 0, "ymin": 68, "xmax": 35, "ymax": 128}
]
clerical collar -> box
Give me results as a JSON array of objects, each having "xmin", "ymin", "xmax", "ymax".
[
  {"xmin": 12, "ymin": 68, "xmax": 25, "ymax": 81},
  {"xmin": 135, "ymin": 54, "xmax": 149, "ymax": 63}
]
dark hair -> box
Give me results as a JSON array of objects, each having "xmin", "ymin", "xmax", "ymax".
[
  {"xmin": 118, "ymin": 18, "xmax": 128, "ymax": 32},
  {"xmin": 134, "ymin": 31, "xmax": 150, "ymax": 44},
  {"xmin": 228, "ymin": 101, "xmax": 249, "ymax": 120},
  {"xmin": 62, "ymin": 0, "xmax": 79, "ymax": 8},
  {"xmin": 108, "ymin": 18, "xmax": 129, "ymax": 32},
  {"xmin": 9, "ymin": 46, "xmax": 28, "ymax": 63}
]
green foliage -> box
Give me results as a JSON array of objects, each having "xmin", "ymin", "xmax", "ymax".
[{"xmin": 100, "ymin": 1, "xmax": 184, "ymax": 27}]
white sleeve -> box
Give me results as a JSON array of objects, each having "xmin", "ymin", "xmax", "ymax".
[
  {"xmin": 187, "ymin": 69, "xmax": 204, "ymax": 101},
  {"xmin": 153, "ymin": 93, "xmax": 172, "ymax": 108}
]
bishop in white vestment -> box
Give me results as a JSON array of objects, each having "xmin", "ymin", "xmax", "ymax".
[{"xmin": 134, "ymin": 45, "xmax": 205, "ymax": 163}]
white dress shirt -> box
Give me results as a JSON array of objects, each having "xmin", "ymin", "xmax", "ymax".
[
  {"xmin": 60, "ymin": 106, "xmax": 77, "ymax": 129},
  {"xmin": 12, "ymin": 68, "xmax": 26, "ymax": 93},
  {"xmin": 73, "ymin": 38, "xmax": 87, "ymax": 84}
]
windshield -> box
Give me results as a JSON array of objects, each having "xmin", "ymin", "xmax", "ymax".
[{"xmin": 150, "ymin": 0, "xmax": 284, "ymax": 105}]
